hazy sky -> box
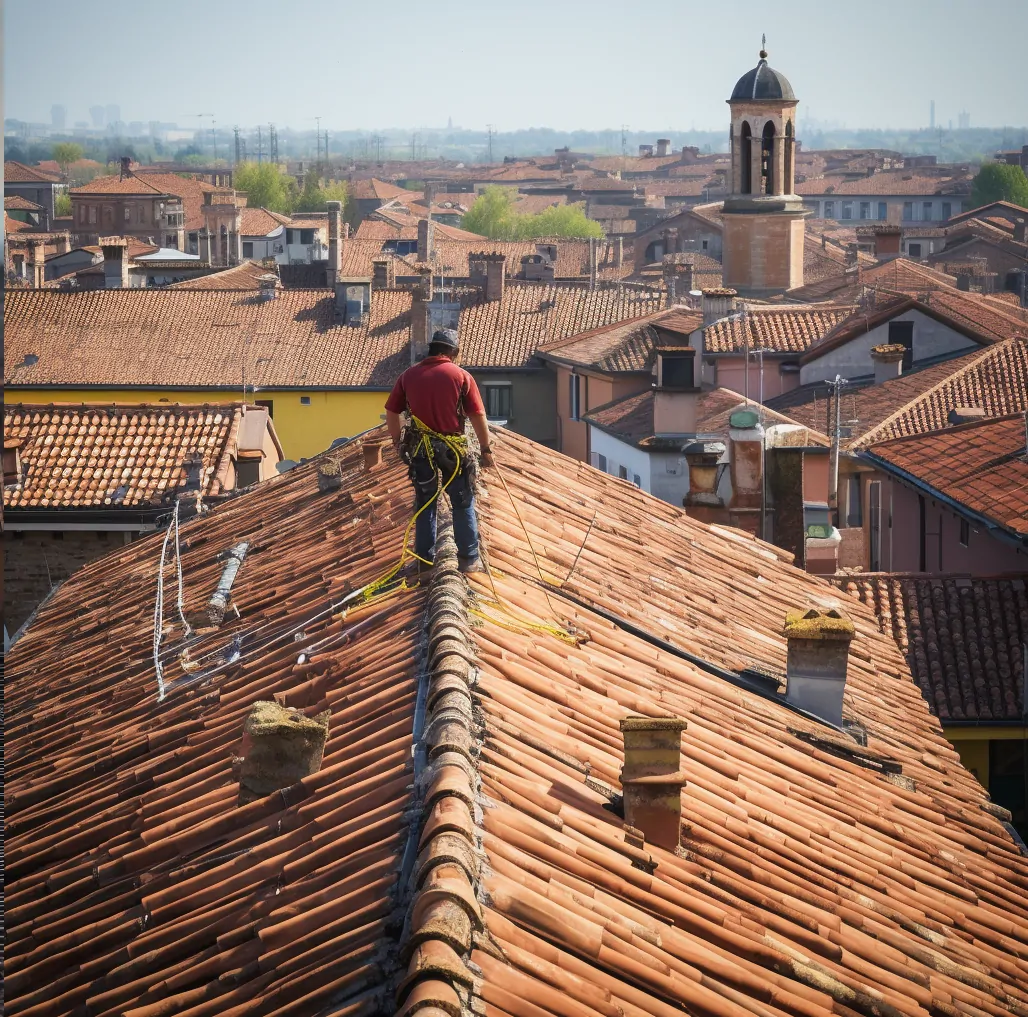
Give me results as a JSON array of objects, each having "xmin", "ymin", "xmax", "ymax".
[{"xmin": 4, "ymin": 0, "xmax": 1026, "ymax": 132}]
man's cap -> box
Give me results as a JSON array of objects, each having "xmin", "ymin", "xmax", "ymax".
[{"xmin": 431, "ymin": 328, "xmax": 460, "ymax": 350}]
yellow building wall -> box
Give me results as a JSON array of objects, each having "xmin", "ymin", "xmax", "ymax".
[
  {"xmin": 944, "ymin": 726, "xmax": 1027, "ymax": 791},
  {"xmin": 8, "ymin": 388, "xmax": 390, "ymax": 460}
]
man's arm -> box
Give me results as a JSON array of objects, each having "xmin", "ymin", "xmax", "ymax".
[
  {"xmin": 386, "ymin": 410, "xmax": 404, "ymax": 453},
  {"xmin": 468, "ymin": 412, "xmax": 494, "ymax": 469}
]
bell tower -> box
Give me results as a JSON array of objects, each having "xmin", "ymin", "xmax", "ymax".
[{"xmin": 722, "ymin": 39, "xmax": 809, "ymax": 295}]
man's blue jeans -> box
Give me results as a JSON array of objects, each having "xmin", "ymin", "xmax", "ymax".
[{"xmin": 410, "ymin": 448, "xmax": 480, "ymax": 563}]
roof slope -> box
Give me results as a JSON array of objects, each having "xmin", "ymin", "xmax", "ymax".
[
  {"xmin": 865, "ymin": 413, "xmax": 1028, "ymax": 536},
  {"xmin": 3, "ymin": 403, "xmax": 245, "ymax": 508},
  {"xmin": 4, "ymin": 159, "xmax": 61, "ymax": 183},
  {"xmin": 705, "ymin": 304, "xmax": 856, "ymax": 355},
  {"xmin": 5, "ymin": 194, "xmax": 44, "ymax": 211},
  {"xmin": 832, "ymin": 573, "xmax": 1027, "ymax": 722},
  {"xmin": 5, "ymin": 429, "xmax": 1028, "ymax": 1016},
  {"xmin": 168, "ymin": 260, "xmax": 278, "ymax": 290}
]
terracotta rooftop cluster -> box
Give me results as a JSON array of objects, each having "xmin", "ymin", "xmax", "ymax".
[{"xmin": 5, "ymin": 428, "xmax": 1028, "ymax": 1016}]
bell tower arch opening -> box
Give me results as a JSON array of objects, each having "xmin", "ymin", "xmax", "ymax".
[
  {"xmin": 785, "ymin": 120, "xmax": 795, "ymax": 194},
  {"xmin": 761, "ymin": 121, "xmax": 776, "ymax": 195},
  {"xmin": 740, "ymin": 122, "xmax": 753, "ymax": 195}
]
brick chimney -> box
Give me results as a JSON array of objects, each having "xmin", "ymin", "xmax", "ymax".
[
  {"xmin": 372, "ymin": 256, "xmax": 396, "ymax": 289},
  {"xmin": 702, "ymin": 288, "xmax": 737, "ymax": 327},
  {"xmin": 782, "ymin": 608, "xmax": 854, "ymax": 726},
  {"xmin": 652, "ymin": 347, "xmax": 699, "ymax": 437},
  {"xmin": 870, "ymin": 343, "xmax": 905, "ymax": 384},
  {"xmin": 327, "ymin": 200, "xmax": 343, "ymax": 289},
  {"xmin": 30, "ymin": 240, "xmax": 47, "ymax": 288},
  {"xmin": 656, "ymin": 139, "xmax": 671, "ymax": 158},
  {"xmin": 119, "ymin": 156, "xmax": 131, "ymax": 180},
  {"xmin": 411, "ymin": 267, "xmax": 433, "ymax": 362},
  {"xmin": 417, "ymin": 217, "xmax": 435, "ymax": 262},
  {"xmin": 100, "ymin": 236, "xmax": 130, "ymax": 289},
  {"xmin": 483, "ymin": 252, "xmax": 506, "ymax": 302},
  {"xmin": 727, "ymin": 408, "xmax": 764, "ymax": 511},
  {"xmin": 873, "ymin": 226, "xmax": 902, "ymax": 260},
  {"xmin": 682, "ymin": 439, "xmax": 725, "ymax": 508},
  {"xmin": 619, "ymin": 716, "xmax": 688, "ymax": 852}
]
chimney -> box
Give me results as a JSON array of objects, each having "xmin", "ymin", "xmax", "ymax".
[
  {"xmin": 372, "ymin": 256, "xmax": 396, "ymax": 289},
  {"xmin": 947, "ymin": 405, "xmax": 986, "ymax": 425},
  {"xmin": 873, "ymin": 226, "xmax": 902, "ymax": 260},
  {"xmin": 682, "ymin": 439, "xmax": 725, "ymax": 507},
  {"xmin": 653, "ymin": 348, "xmax": 699, "ymax": 436},
  {"xmin": 656, "ymin": 138, "xmax": 671, "ymax": 158},
  {"xmin": 335, "ymin": 276, "xmax": 372, "ymax": 323},
  {"xmin": 55, "ymin": 232, "xmax": 71, "ymax": 255},
  {"xmin": 845, "ymin": 243, "xmax": 859, "ymax": 267},
  {"xmin": 638, "ymin": 144, "xmax": 654, "ymax": 158},
  {"xmin": 236, "ymin": 701, "xmax": 330, "ymax": 801},
  {"xmin": 870, "ymin": 343, "xmax": 905, "ymax": 384},
  {"xmin": 727, "ymin": 408, "xmax": 764, "ymax": 510},
  {"xmin": 181, "ymin": 452, "xmax": 204, "ymax": 491},
  {"xmin": 326, "ymin": 200, "xmax": 343, "ymax": 289},
  {"xmin": 120, "ymin": 156, "xmax": 131, "ymax": 180},
  {"xmin": 619, "ymin": 716, "xmax": 688, "ymax": 852},
  {"xmin": 230, "ymin": 209, "xmax": 243, "ymax": 265},
  {"xmin": 483, "ymin": 252, "xmax": 506, "ymax": 302},
  {"xmin": 701, "ymin": 288, "xmax": 737, "ymax": 327},
  {"xmin": 199, "ymin": 228, "xmax": 213, "ymax": 264},
  {"xmin": 257, "ymin": 274, "xmax": 280, "ymax": 301},
  {"xmin": 411, "ymin": 267, "xmax": 433, "ymax": 361},
  {"xmin": 616, "ymin": 236, "xmax": 624, "ymax": 271},
  {"xmin": 589, "ymin": 237, "xmax": 598, "ymax": 290},
  {"xmin": 100, "ymin": 236, "xmax": 130, "ymax": 289},
  {"xmin": 423, "ymin": 181, "xmax": 435, "ymax": 209},
  {"xmin": 417, "ymin": 217, "xmax": 435, "ymax": 262},
  {"xmin": 783, "ymin": 608, "xmax": 855, "ymax": 727},
  {"xmin": 663, "ymin": 227, "xmax": 679, "ymax": 255},
  {"xmin": 30, "ymin": 240, "xmax": 47, "ymax": 288},
  {"xmin": 1015, "ymin": 218, "xmax": 1027, "ymax": 244}
]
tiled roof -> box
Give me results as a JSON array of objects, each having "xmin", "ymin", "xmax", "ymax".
[
  {"xmin": 168, "ymin": 260, "xmax": 278, "ymax": 290},
  {"xmin": 586, "ymin": 386, "xmax": 829, "ymax": 447},
  {"xmin": 644, "ymin": 176, "xmax": 719, "ymax": 197},
  {"xmin": 4, "ymin": 194, "xmax": 44, "ymax": 211},
  {"xmin": 73, "ymin": 172, "xmax": 216, "ymax": 230},
  {"xmin": 786, "ymin": 256, "xmax": 960, "ymax": 302},
  {"xmin": 349, "ymin": 177, "xmax": 415, "ymax": 201},
  {"xmin": 795, "ymin": 170, "xmax": 972, "ymax": 196},
  {"xmin": 35, "ymin": 157, "xmax": 105, "ymax": 176},
  {"xmin": 945, "ymin": 198, "xmax": 1028, "ymax": 226},
  {"xmin": 4, "ymin": 159, "xmax": 61, "ymax": 183},
  {"xmin": 3, "ymin": 403, "xmax": 248, "ymax": 508},
  {"xmin": 362, "ymin": 209, "xmax": 488, "ymax": 241},
  {"xmin": 239, "ymin": 206, "xmax": 287, "ymax": 236},
  {"xmin": 539, "ymin": 307, "xmax": 702, "ymax": 372},
  {"xmin": 6, "ymin": 427, "xmax": 1027, "ymax": 1017},
  {"xmin": 832, "ymin": 574, "xmax": 1027, "ymax": 722},
  {"xmin": 865, "ymin": 412, "xmax": 1028, "ymax": 537},
  {"xmin": 4, "ymin": 287, "xmax": 415, "ymax": 389},
  {"xmin": 71, "ymin": 173, "xmax": 167, "ymax": 195},
  {"xmin": 457, "ymin": 282, "xmax": 664, "ymax": 369},
  {"xmin": 704, "ymin": 304, "xmax": 856, "ymax": 354},
  {"xmin": 4, "ymin": 212, "xmax": 33, "ymax": 233}
]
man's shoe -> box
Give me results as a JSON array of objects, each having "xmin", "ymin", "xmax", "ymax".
[{"xmin": 458, "ymin": 556, "xmax": 485, "ymax": 575}]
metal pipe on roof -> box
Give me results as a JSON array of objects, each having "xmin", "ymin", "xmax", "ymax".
[{"xmin": 208, "ymin": 542, "xmax": 250, "ymax": 626}]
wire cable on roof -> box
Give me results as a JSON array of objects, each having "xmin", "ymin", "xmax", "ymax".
[{"xmin": 152, "ymin": 500, "xmax": 180, "ymax": 702}]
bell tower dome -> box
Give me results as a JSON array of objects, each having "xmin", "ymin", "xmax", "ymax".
[{"xmin": 721, "ymin": 39, "xmax": 809, "ymax": 295}]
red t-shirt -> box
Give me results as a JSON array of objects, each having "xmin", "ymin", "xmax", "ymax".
[{"xmin": 385, "ymin": 356, "xmax": 485, "ymax": 435}]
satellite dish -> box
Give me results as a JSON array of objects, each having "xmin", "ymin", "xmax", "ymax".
[{"xmin": 275, "ymin": 459, "xmax": 297, "ymax": 473}]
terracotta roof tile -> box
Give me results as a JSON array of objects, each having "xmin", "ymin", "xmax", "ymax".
[
  {"xmin": 786, "ymin": 256, "xmax": 959, "ymax": 302},
  {"xmin": 5, "ymin": 427, "xmax": 1028, "ymax": 1017},
  {"xmin": 832, "ymin": 574, "xmax": 1027, "ymax": 722},
  {"xmin": 239, "ymin": 206, "xmax": 288, "ymax": 236},
  {"xmin": 4, "ymin": 194, "xmax": 44, "ymax": 211},
  {"xmin": 795, "ymin": 169, "xmax": 973, "ymax": 196},
  {"xmin": 4, "ymin": 211, "xmax": 33, "ymax": 233},
  {"xmin": 704, "ymin": 304, "xmax": 856, "ymax": 354},
  {"xmin": 865, "ymin": 412, "xmax": 1028, "ymax": 538},
  {"xmin": 4, "ymin": 159, "xmax": 61, "ymax": 183},
  {"xmin": 349, "ymin": 177, "xmax": 416, "ymax": 201},
  {"xmin": 168, "ymin": 260, "xmax": 278, "ymax": 290},
  {"xmin": 3, "ymin": 403, "xmax": 249, "ymax": 508},
  {"xmin": 74, "ymin": 172, "xmax": 217, "ymax": 231}
]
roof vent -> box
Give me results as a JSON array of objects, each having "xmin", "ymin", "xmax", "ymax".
[
  {"xmin": 235, "ymin": 701, "xmax": 330, "ymax": 801},
  {"xmin": 256, "ymin": 274, "xmax": 280, "ymax": 301},
  {"xmin": 619, "ymin": 716, "xmax": 688, "ymax": 852},
  {"xmin": 783, "ymin": 608, "xmax": 855, "ymax": 727},
  {"xmin": 947, "ymin": 406, "xmax": 986, "ymax": 425},
  {"xmin": 870, "ymin": 343, "xmax": 905, "ymax": 384}
]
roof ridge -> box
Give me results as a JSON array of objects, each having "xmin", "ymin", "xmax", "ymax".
[
  {"xmin": 392, "ymin": 530, "xmax": 482, "ymax": 1015},
  {"xmin": 853, "ymin": 338, "xmax": 1021, "ymax": 447}
]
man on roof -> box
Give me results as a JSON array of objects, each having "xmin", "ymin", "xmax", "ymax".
[{"xmin": 385, "ymin": 328, "xmax": 494, "ymax": 575}]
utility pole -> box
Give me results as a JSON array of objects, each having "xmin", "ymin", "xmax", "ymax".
[
  {"xmin": 827, "ymin": 374, "xmax": 848, "ymax": 526},
  {"xmin": 315, "ymin": 117, "xmax": 322, "ymax": 168},
  {"xmin": 234, "ymin": 126, "xmax": 241, "ymax": 166},
  {"xmin": 621, "ymin": 124, "xmax": 629, "ymax": 170},
  {"xmin": 324, "ymin": 130, "xmax": 329, "ymax": 164},
  {"xmin": 269, "ymin": 123, "xmax": 278, "ymax": 163},
  {"xmin": 486, "ymin": 124, "xmax": 495, "ymax": 163},
  {"xmin": 211, "ymin": 120, "xmax": 217, "ymax": 162},
  {"xmin": 257, "ymin": 125, "xmax": 263, "ymax": 165}
]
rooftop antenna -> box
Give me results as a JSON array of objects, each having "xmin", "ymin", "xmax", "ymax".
[
  {"xmin": 315, "ymin": 116, "xmax": 322, "ymax": 168},
  {"xmin": 760, "ymin": 33, "xmax": 767, "ymax": 57},
  {"xmin": 486, "ymin": 124, "xmax": 495, "ymax": 163}
]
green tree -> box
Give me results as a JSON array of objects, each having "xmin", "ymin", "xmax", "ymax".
[
  {"xmin": 292, "ymin": 170, "xmax": 350, "ymax": 215},
  {"xmin": 969, "ymin": 163, "xmax": 1028, "ymax": 209},
  {"xmin": 234, "ymin": 161, "xmax": 293, "ymax": 213},
  {"xmin": 462, "ymin": 186, "xmax": 603, "ymax": 240},
  {"xmin": 55, "ymin": 192, "xmax": 72, "ymax": 217},
  {"xmin": 461, "ymin": 186, "xmax": 520, "ymax": 239},
  {"xmin": 519, "ymin": 203, "xmax": 604, "ymax": 240},
  {"xmin": 52, "ymin": 142, "xmax": 84, "ymax": 180}
]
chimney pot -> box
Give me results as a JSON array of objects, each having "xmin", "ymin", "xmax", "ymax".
[
  {"xmin": 656, "ymin": 138, "xmax": 671, "ymax": 158},
  {"xmin": 481, "ymin": 252, "xmax": 506, "ymax": 302},
  {"xmin": 870, "ymin": 343, "xmax": 905, "ymax": 384},
  {"xmin": 783, "ymin": 608, "xmax": 855, "ymax": 726},
  {"xmin": 682, "ymin": 440, "xmax": 725, "ymax": 507},
  {"xmin": 417, "ymin": 217, "xmax": 435, "ymax": 262},
  {"xmin": 236, "ymin": 701, "xmax": 330, "ymax": 799},
  {"xmin": 619, "ymin": 716, "xmax": 688, "ymax": 852}
]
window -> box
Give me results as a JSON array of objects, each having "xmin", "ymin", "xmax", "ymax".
[
  {"xmin": 959, "ymin": 518, "xmax": 970, "ymax": 546},
  {"xmin": 859, "ymin": 201, "xmax": 871, "ymax": 220},
  {"xmin": 242, "ymin": 242, "xmax": 254, "ymax": 258},
  {"xmin": 597, "ymin": 454, "xmax": 607, "ymax": 472},
  {"xmin": 618, "ymin": 465, "xmax": 628, "ymax": 480},
  {"xmin": 569, "ymin": 374, "xmax": 582, "ymax": 421},
  {"xmin": 88, "ymin": 205, "xmax": 97, "ymax": 224},
  {"xmin": 942, "ymin": 201, "xmax": 952, "ymax": 219},
  {"xmin": 922, "ymin": 201, "xmax": 933, "ymax": 221},
  {"xmin": 841, "ymin": 202, "xmax": 853, "ymax": 220},
  {"xmin": 824, "ymin": 201, "xmax": 835, "ymax": 219},
  {"xmin": 701, "ymin": 239, "xmax": 708, "ymax": 251},
  {"xmin": 300, "ymin": 395, "xmax": 312, "ymax": 405},
  {"xmin": 633, "ymin": 474, "xmax": 642, "ymax": 487},
  {"xmin": 888, "ymin": 320, "xmax": 914, "ymax": 370},
  {"xmin": 123, "ymin": 207, "xmax": 131, "ymax": 222},
  {"xmin": 908, "ymin": 242, "xmax": 922, "ymax": 258},
  {"xmin": 300, "ymin": 229, "xmax": 315, "ymax": 245},
  {"xmin": 989, "ymin": 740, "xmax": 1026, "ymax": 832},
  {"xmin": 255, "ymin": 399, "xmax": 274, "ymax": 418},
  {"xmin": 3, "ymin": 445, "xmax": 21, "ymax": 485},
  {"xmin": 903, "ymin": 201, "xmax": 914, "ymax": 220},
  {"xmin": 236, "ymin": 458, "xmax": 261, "ymax": 488},
  {"xmin": 868, "ymin": 480, "xmax": 882, "ymax": 571},
  {"xmin": 483, "ymin": 383, "xmax": 512, "ymax": 420},
  {"xmin": 846, "ymin": 475, "xmax": 862, "ymax": 527},
  {"xmin": 877, "ymin": 201, "xmax": 887, "ymax": 220}
]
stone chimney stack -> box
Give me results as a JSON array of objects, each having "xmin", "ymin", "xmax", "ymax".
[
  {"xmin": 873, "ymin": 226, "xmax": 902, "ymax": 260},
  {"xmin": 54, "ymin": 232, "xmax": 71, "ymax": 255},
  {"xmin": 30, "ymin": 240, "xmax": 47, "ymax": 288},
  {"xmin": 326, "ymin": 200, "xmax": 343, "ymax": 289},
  {"xmin": 656, "ymin": 139, "xmax": 671, "ymax": 158},
  {"xmin": 870, "ymin": 343, "xmax": 905, "ymax": 384},
  {"xmin": 727, "ymin": 408, "xmax": 764, "ymax": 511},
  {"xmin": 702, "ymin": 288, "xmax": 737, "ymax": 327},
  {"xmin": 100, "ymin": 236, "xmax": 130, "ymax": 289},
  {"xmin": 783, "ymin": 608, "xmax": 855, "ymax": 726},
  {"xmin": 372, "ymin": 256, "xmax": 396, "ymax": 289},
  {"xmin": 619, "ymin": 716, "xmax": 688, "ymax": 852},
  {"xmin": 417, "ymin": 217, "xmax": 435, "ymax": 263},
  {"xmin": 411, "ymin": 267, "xmax": 434, "ymax": 362},
  {"xmin": 483, "ymin": 252, "xmax": 506, "ymax": 302},
  {"xmin": 682, "ymin": 440, "xmax": 726, "ymax": 508}
]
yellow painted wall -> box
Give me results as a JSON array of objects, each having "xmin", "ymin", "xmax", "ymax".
[
  {"xmin": 8, "ymin": 388, "xmax": 390, "ymax": 460},
  {"xmin": 943, "ymin": 726, "xmax": 1027, "ymax": 791}
]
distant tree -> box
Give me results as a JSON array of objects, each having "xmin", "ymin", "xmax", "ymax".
[
  {"xmin": 461, "ymin": 186, "xmax": 520, "ymax": 239},
  {"xmin": 519, "ymin": 203, "xmax": 604, "ymax": 240},
  {"xmin": 55, "ymin": 192, "xmax": 72, "ymax": 217},
  {"xmin": 293, "ymin": 168, "xmax": 324, "ymax": 212},
  {"xmin": 52, "ymin": 142, "xmax": 84, "ymax": 180},
  {"xmin": 234, "ymin": 161, "xmax": 293, "ymax": 213},
  {"xmin": 173, "ymin": 145, "xmax": 204, "ymax": 162},
  {"xmin": 969, "ymin": 163, "xmax": 1028, "ymax": 209},
  {"xmin": 462, "ymin": 187, "xmax": 603, "ymax": 240}
]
